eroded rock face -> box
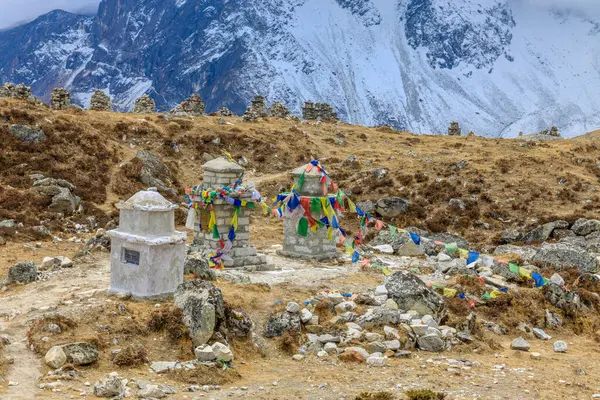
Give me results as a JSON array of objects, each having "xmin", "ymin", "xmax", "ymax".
[
  {"xmin": 384, "ymin": 271, "xmax": 446, "ymax": 321},
  {"xmin": 174, "ymin": 280, "xmax": 226, "ymax": 347}
]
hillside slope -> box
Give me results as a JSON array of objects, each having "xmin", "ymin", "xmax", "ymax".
[
  {"xmin": 1, "ymin": 0, "xmax": 600, "ymax": 136},
  {"xmin": 1, "ymin": 99, "xmax": 599, "ymax": 247}
]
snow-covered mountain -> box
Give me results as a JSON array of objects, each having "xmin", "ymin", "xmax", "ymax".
[{"xmin": 1, "ymin": 0, "xmax": 600, "ymax": 137}]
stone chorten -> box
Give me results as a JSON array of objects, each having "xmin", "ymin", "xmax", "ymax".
[
  {"xmin": 448, "ymin": 121, "xmax": 461, "ymax": 136},
  {"xmin": 107, "ymin": 188, "xmax": 186, "ymax": 300},
  {"xmin": 133, "ymin": 94, "xmax": 156, "ymax": 113},
  {"xmin": 278, "ymin": 163, "xmax": 339, "ymax": 260},
  {"xmin": 50, "ymin": 88, "xmax": 71, "ymax": 110},
  {"xmin": 191, "ymin": 158, "xmax": 266, "ymax": 268},
  {"xmin": 90, "ymin": 90, "xmax": 112, "ymax": 111}
]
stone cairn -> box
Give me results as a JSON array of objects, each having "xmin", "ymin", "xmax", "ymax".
[
  {"xmin": 133, "ymin": 94, "xmax": 156, "ymax": 114},
  {"xmin": 50, "ymin": 88, "xmax": 71, "ymax": 110},
  {"xmin": 267, "ymin": 102, "xmax": 290, "ymax": 118},
  {"xmin": 243, "ymin": 95, "xmax": 267, "ymax": 122},
  {"xmin": 302, "ymin": 101, "xmax": 338, "ymax": 121},
  {"xmin": 448, "ymin": 121, "xmax": 461, "ymax": 136},
  {"xmin": 215, "ymin": 107, "xmax": 233, "ymax": 117},
  {"xmin": 89, "ymin": 90, "xmax": 112, "ymax": 111},
  {"xmin": 467, "ymin": 130, "xmax": 475, "ymax": 136},
  {"xmin": 540, "ymin": 126, "xmax": 561, "ymax": 137},
  {"xmin": 0, "ymin": 82, "xmax": 38, "ymax": 102},
  {"xmin": 169, "ymin": 93, "xmax": 205, "ymax": 116}
]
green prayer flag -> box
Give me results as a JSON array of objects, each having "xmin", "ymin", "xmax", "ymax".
[
  {"xmin": 212, "ymin": 225, "xmax": 220, "ymax": 239},
  {"xmin": 508, "ymin": 262, "xmax": 520, "ymax": 275},
  {"xmin": 360, "ymin": 216, "xmax": 367, "ymax": 227},
  {"xmin": 310, "ymin": 198, "xmax": 322, "ymax": 214},
  {"xmin": 444, "ymin": 243, "xmax": 459, "ymax": 255},
  {"xmin": 246, "ymin": 202, "xmax": 255, "ymax": 209},
  {"xmin": 389, "ymin": 226, "xmax": 397, "ymax": 240},
  {"xmin": 296, "ymin": 172, "xmax": 306, "ymax": 192},
  {"xmin": 481, "ymin": 291, "xmax": 492, "ymax": 301},
  {"xmin": 297, "ymin": 217, "xmax": 309, "ymax": 237}
]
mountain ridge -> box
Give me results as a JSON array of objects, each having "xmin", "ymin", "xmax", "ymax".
[{"xmin": 1, "ymin": 0, "xmax": 600, "ymax": 137}]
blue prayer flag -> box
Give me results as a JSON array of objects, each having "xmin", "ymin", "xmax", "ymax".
[
  {"xmin": 410, "ymin": 232, "xmax": 421, "ymax": 245},
  {"xmin": 352, "ymin": 251, "xmax": 360, "ymax": 263},
  {"xmin": 532, "ymin": 272, "xmax": 545, "ymax": 288},
  {"xmin": 228, "ymin": 226, "xmax": 236, "ymax": 241},
  {"xmin": 467, "ymin": 251, "xmax": 479, "ymax": 265}
]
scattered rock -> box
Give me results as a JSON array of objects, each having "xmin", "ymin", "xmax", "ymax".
[
  {"xmin": 195, "ymin": 344, "xmax": 216, "ymax": 362},
  {"xmin": 545, "ymin": 309, "xmax": 563, "ymax": 329},
  {"xmin": 533, "ymin": 328, "xmax": 552, "ymax": 340},
  {"xmin": 292, "ymin": 354, "xmax": 304, "ymax": 361},
  {"xmin": 61, "ymin": 342, "xmax": 99, "ymax": 365},
  {"xmin": 553, "ymin": 340, "xmax": 567, "ymax": 353},
  {"xmin": 174, "ymin": 280, "xmax": 226, "ymax": 347},
  {"xmin": 532, "ymin": 243, "xmax": 598, "ymax": 273},
  {"xmin": 138, "ymin": 384, "xmax": 170, "ymax": 399},
  {"xmin": 375, "ymin": 197, "xmax": 409, "ymax": 217},
  {"xmin": 571, "ymin": 218, "xmax": 600, "ymax": 237},
  {"xmin": 45, "ymin": 346, "xmax": 67, "ymax": 369},
  {"xmin": 530, "ymin": 352, "xmax": 542, "ymax": 360},
  {"xmin": 211, "ymin": 342, "xmax": 233, "ymax": 362},
  {"xmin": 4, "ymin": 262, "xmax": 37, "ymax": 285},
  {"xmin": 523, "ymin": 221, "xmax": 568, "ymax": 244},
  {"xmin": 366, "ymin": 355, "xmax": 385, "ymax": 367},
  {"xmin": 286, "ymin": 302, "xmax": 300, "ymax": 313},
  {"xmin": 9, "ymin": 124, "xmax": 46, "ymax": 143},
  {"xmin": 511, "ymin": 337, "xmax": 531, "ymax": 351},
  {"xmin": 339, "ymin": 348, "xmax": 367, "ymax": 363},
  {"xmin": 417, "ymin": 334, "xmax": 445, "ymax": 352},
  {"xmin": 93, "ymin": 373, "xmax": 126, "ymax": 398},
  {"xmin": 385, "ymin": 271, "xmax": 446, "ymax": 321},
  {"xmin": 265, "ymin": 311, "xmax": 301, "ymax": 338}
]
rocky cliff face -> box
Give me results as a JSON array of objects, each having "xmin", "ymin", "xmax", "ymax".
[{"xmin": 1, "ymin": 0, "xmax": 600, "ymax": 137}]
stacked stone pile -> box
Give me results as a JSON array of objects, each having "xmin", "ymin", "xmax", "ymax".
[
  {"xmin": 267, "ymin": 102, "xmax": 290, "ymax": 118},
  {"xmin": 50, "ymin": 88, "xmax": 71, "ymax": 110},
  {"xmin": 215, "ymin": 107, "xmax": 233, "ymax": 116},
  {"xmin": 243, "ymin": 95, "xmax": 267, "ymax": 122},
  {"xmin": 302, "ymin": 101, "xmax": 338, "ymax": 121},
  {"xmin": 133, "ymin": 94, "xmax": 155, "ymax": 113},
  {"xmin": 0, "ymin": 82, "xmax": 38, "ymax": 102},
  {"xmin": 169, "ymin": 93, "xmax": 205, "ymax": 116},
  {"xmin": 89, "ymin": 90, "xmax": 112, "ymax": 111},
  {"xmin": 448, "ymin": 121, "xmax": 461, "ymax": 136}
]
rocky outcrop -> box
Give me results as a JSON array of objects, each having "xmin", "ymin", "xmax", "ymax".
[
  {"xmin": 375, "ymin": 197, "xmax": 409, "ymax": 217},
  {"xmin": 532, "ymin": 243, "xmax": 598, "ymax": 273},
  {"xmin": 134, "ymin": 150, "xmax": 177, "ymax": 196},
  {"xmin": 265, "ymin": 311, "xmax": 302, "ymax": 337},
  {"xmin": 522, "ymin": 220, "xmax": 568, "ymax": 244},
  {"xmin": 183, "ymin": 255, "xmax": 216, "ymax": 281},
  {"xmin": 571, "ymin": 218, "xmax": 600, "ymax": 237}
]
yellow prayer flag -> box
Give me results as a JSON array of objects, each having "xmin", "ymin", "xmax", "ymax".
[
  {"xmin": 348, "ymin": 199, "xmax": 357, "ymax": 213},
  {"xmin": 311, "ymin": 224, "xmax": 318, "ymax": 233},
  {"xmin": 327, "ymin": 226, "xmax": 333, "ymax": 241},
  {"xmin": 231, "ymin": 213, "xmax": 238, "ymax": 231},
  {"xmin": 208, "ymin": 211, "xmax": 216, "ymax": 230},
  {"xmin": 458, "ymin": 249, "xmax": 469, "ymax": 259},
  {"xmin": 241, "ymin": 200, "xmax": 247, "ymax": 207},
  {"xmin": 519, "ymin": 268, "xmax": 532, "ymax": 279},
  {"xmin": 382, "ymin": 268, "xmax": 393, "ymax": 276},
  {"xmin": 443, "ymin": 288, "xmax": 457, "ymax": 298},
  {"xmin": 489, "ymin": 290, "xmax": 503, "ymax": 299}
]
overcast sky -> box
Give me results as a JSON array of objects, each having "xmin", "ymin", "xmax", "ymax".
[
  {"xmin": 0, "ymin": 0, "xmax": 100, "ymax": 29},
  {"xmin": 1, "ymin": 0, "xmax": 600, "ymax": 30}
]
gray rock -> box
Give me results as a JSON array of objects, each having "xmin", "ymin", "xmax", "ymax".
[
  {"xmin": 4, "ymin": 262, "xmax": 37, "ymax": 285},
  {"xmin": 571, "ymin": 218, "xmax": 600, "ymax": 236},
  {"xmin": 375, "ymin": 197, "xmax": 409, "ymax": 217},
  {"xmin": 533, "ymin": 328, "xmax": 552, "ymax": 340},
  {"xmin": 543, "ymin": 283, "xmax": 580, "ymax": 314},
  {"xmin": 138, "ymin": 384, "xmax": 169, "ymax": 399},
  {"xmin": 324, "ymin": 342, "xmax": 338, "ymax": 355},
  {"xmin": 317, "ymin": 350, "xmax": 329, "ymax": 357},
  {"xmin": 384, "ymin": 339, "xmax": 401, "ymax": 350},
  {"xmin": 366, "ymin": 355, "xmax": 385, "ymax": 367},
  {"xmin": 456, "ymin": 332, "xmax": 473, "ymax": 343},
  {"xmin": 225, "ymin": 308, "xmax": 253, "ymax": 338},
  {"xmin": 384, "ymin": 271, "xmax": 446, "ymax": 321},
  {"xmin": 93, "ymin": 374, "xmax": 126, "ymax": 398},
  {"xmin": 183, "ymin": 256, "xmax": 216, "ymax": 280},
  {"xmin": 318, "ymin": 334, "xmax": 341, "ymax": 343},
  {"xmin": 335, "ymin": 301, "xmax": 356, "ymax": 313},
  {"xmin": 500, "ymin": 230, "xmax": 523, "ymax": 244},
  {"xmin": 545, "ymin": 309, "xmax": 563, "ymax": 329},
  {"xmin": 9, "ymin": 124, "xmax": 46, "ymax": 142},
  {"xmin": 150, "ymin": 361, "xmax": 178, "ymax": 374},
  {"xmin": 61, "ymin": 342, "xmax": 98, "ymax": 365},
  {"xmin": 265, "ymin": 312, "xmax": 301, "ymax": 338},
  {"xmin": 32, "ymin": 178, "xmax": 80, "ymax": 215},
  {"xmin": 493, "ymin": 245, "xmax": 538, "ymax": 263},
  {"xmin": 135, "ymin": 150, "xmax": 176, "ymax": 196},
  {"xmin": 448, "ymin": 198, "xmax": 465, "ymax": 211},
  {"xmin": 300, "ymin": 308, "xmax": 313, "ymax": 323},
  {"xmin": 195, "ymin": 344, "xmax": 216, "ymax": 362},
  {"xmin": 0, "ymin": 219, "xmax": 15, "ymax": 228},
  {"xmin": 483, "ymin": 321, "xmax": 507, "ymax": 335},
  {"xmin": 549, "ymin": 273, "xmax": 565, "ymax": 286},
  {"xmin": 532, "ymin": 243, "xmax": 598, "ymax": 273},
  {"xmin": 286, "ymin": 302, "xmax": 300, "ymax": 313},
  {"xmin": 211, "ymin": 342, "xmax": 233, "ymax": 362},
  {"xmin": 356, "ymin": 308, "xmax": 400, "ymax": 329},
  {"xmin": 430, "ymin": 233, "xmax": 469, "ymax": 249},
  {"xmin": 523, "ymin": 221, "xmax": 568, "ymax": 244},
  {"xmin": 511, "ymin": 337, "xmax": 531, "ymax": 351},
  {"xmin": 366, "ymin": 341, "xmax": 387, "ymax": 353},
  {"xmin": 417, "ymin": 334, "xmax": 445, "ymax": 352},
  {"xmin": 553, "ymin": 340, "xmax": 568, "ymax": 353},
  {"xmin": 174, "ymin": 280, "xmax": 225, "ymax": 346},
  {"xmin": 394, "ymin": 350, "xmax": 412, "ymax": 358}
]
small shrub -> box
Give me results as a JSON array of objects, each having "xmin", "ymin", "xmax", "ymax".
[
  {"xmin": 147, "ymin": 307, "xmax": 189, "ymax": 342},
  {"xmin": 355, "ymin": 392, "xmax": 394, "ymax": 400},
  {"xmin": 113, "ymin": 344, "xmax": 148, "ymax": 366},
  {"xmin": 405, "ymin": 389, "xmax": 446, "ymax": 400}
]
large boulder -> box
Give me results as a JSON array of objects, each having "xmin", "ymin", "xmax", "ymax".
[
  {"xmin": 32, "ymin": 177, "xmax": 81, "ymax": 214},
  {"xmin": 61, "ymin": 342, "xmax": 99, "ymax": 365},
  {"xmin": 384, "ymin": 271, "xmax": 446, "ymax": 321},
  {"xmin": 571, "ymin": 218, "xmax": 600, "ymax": 237},
  {"xmin": 375, "ymin": 197, "xmax": 409, "ymax": 217},
  {"xmin": 184, "ymin": 255, "xmax": 216, "ymax": 281},
  {"xmin": 356, "ymin": 308, "xmax": 400, "ymax": 329},
  {"xmin": 493, "ymin": 245, "xmax": 538, "ymax": 263},
  {"xmin": 93, "ymin": 374, "xmax": 127, "ymax": 398},
  {"xmin": 4, "ymin": 261, "xmax": 37, "ymax": 284},
  {"xmin": 532, "ymin": 243, "xmax": 598, "ymax": 273},
  {"xmin": 174, "ymin": 280, "xmax": 226, "ymax": 347},
  {"xmin": 264, "ymin": 311, "xmax": 302, "ymax": 338},
  {"xmin": 9, "ymin": 124, "xmax": 46, "ymax": 143},
  {"xmin": 522, "ymin": 221, "xmax": 568, "ymax": 244}
]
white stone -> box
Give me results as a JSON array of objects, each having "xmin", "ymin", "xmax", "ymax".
[
  {"xmin": 366, "ymin": 356, "xmax": 385, "ymax": 367},
  {"xmin": 374, "ymin": 285, "xmax": 388, "ymax": 296},
  {"xmin": 324, "ymin": 342, "xmax": 338, "ymax": 355},
  {"xmin": 384, "ymin": 340, "xmax": 401, "ymax": 350},
  {"xmin": 530, "ymin": 352, "xmax": 542, "ymax": 360},
  {"xmin": 328, "ymin": 293, "xmax": 344, "ymax": 304},
  {"xmin": 533, "ymin": 328, "xmax": 552, "ymax": 340},
  {"xmin": 335, "ymin": 301, "xmax": 356, "ymax": 313},
  {"xmin": 212, "ymin": 342, "xmax": 233, "ymax": 362},
  {"xmin": 195, "ymin": 344, "xmax": 216, "ymax": 362},
  {"xmin": 410, "ymin": 324, "xmax": 429, "ymax": 337},
  {"xmin": 437, "ymin": 253, "xmax": 452, "ymax": 262},
  {"xmin": 292, "ymin": 354, "xmax": 304, "ymax": 361},
  {"xmin": 383, "ymin": 326, "xmax": 400, "ymax": 340},
  {"xmin": 45, "ymin": 346, "xmax": 67, "ymax": 369},
  {"xmin": 317, "ymin": 350, "xmax": 329, "ymax": 358},
  {"xmin": 554, "ymin": 340, "xmax": 568, "ymax": 353},
  {"xmin": 421, "ymin": 315, "xmax": 438, "ymax": 328},
  {"xmin": 372, "ymin": 244, "xmax": 394, "ymax": 254},
  {"xmin": 365, "ymin": 332, "xmax": 384, "ymax": 342},
  {"xmin": 300, "ymin": 308, "xmax": 313, "ymax": 323},
  {"xmin": 286, "ymin": 302, "xmax": 300, "ymax": 313}
]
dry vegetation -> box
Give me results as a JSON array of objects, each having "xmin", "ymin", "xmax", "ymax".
[{"xmin": 1, "ymin": 98, "xmax": 599, "ymax": 248}]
